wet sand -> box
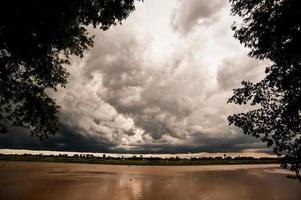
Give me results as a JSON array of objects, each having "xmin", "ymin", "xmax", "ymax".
[{"xmin": 0, "ymin": 161, "xmax": 300, "ymax": 200}]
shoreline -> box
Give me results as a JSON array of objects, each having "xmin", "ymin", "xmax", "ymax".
[{"xmin": 0, "ymin": 154, "xmax": 280, "ymax": 166}]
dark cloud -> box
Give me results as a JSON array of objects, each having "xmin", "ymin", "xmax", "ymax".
[
  {"xmin": 171, "ymin": 0, "xmax": 226, "ymax": 34},
  {"xmin": 0, "ymin": 124, "xmax": 267, "ymax": 154},
  {"xmin": 0, "ymin": 124, "xmax": 113, "ymax": 152}
]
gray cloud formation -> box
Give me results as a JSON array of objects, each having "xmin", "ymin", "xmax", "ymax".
[
  {"xmin": 217, "ymin": 57, "xmax": 266, "ymax": 91},
  {"xmin": 171, "ymin": 0, "xmax": 226, "ymax": 34},
  {"xmin": 0, "ymin": 0, "xmax": 270, "ymax": 153}
]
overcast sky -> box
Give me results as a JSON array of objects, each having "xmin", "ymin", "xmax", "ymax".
[{"xmin": 0, "ymin": 0, "xmax": 270, "ymax": 154}]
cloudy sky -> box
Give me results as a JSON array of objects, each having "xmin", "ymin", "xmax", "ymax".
[{"xmin": 0, "ymin": 0, "xmax": 270, "ymax": 154}]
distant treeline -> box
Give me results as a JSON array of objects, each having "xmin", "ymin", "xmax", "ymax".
[{"xmin": 0, "ymin": 153, "xmax": 280, "ymax": 166}]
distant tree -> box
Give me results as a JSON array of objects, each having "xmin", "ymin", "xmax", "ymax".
[
  {"xmin": 228, "ymin": 0, "xmax": 301, "ymax": 180},
  {"xmin": 0, "ymin": 0, "xmax": 140, "ymax": 139}
]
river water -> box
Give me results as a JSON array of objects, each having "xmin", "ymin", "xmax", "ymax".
[{"xmin": 0, "ymin": 161, "xmax": 300, "ymax": 200}]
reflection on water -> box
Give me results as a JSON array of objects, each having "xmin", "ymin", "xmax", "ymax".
[{"xmin": 0, "ymin": 162, "xmax": 300, "ymax": 200}]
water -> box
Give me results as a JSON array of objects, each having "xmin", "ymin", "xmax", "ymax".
[{"xmin": 0, "ymin": 162, "xmax": 300, "ymax": 200}]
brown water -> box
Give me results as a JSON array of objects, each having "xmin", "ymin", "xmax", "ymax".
[{"xmin": 0, "ymin": 161, "xmax": 300, "ymax": 200}]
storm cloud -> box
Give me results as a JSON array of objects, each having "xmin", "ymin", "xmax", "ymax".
[{"xmin": 0, "ymin": 0, "xmax": 269, "ymax": 153}]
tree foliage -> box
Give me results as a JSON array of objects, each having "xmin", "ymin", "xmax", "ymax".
[
  {"xmin": 0, "ymin": 0, "xmax": 140, "ymax": 139},
  {"xmin": 228, "ymin": 0, "xmax": 301, "ymax": 179}
]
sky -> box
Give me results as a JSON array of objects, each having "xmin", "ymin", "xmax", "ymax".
[{"xmin": 0, "ymin": 0, "xmax": 270, "ymax": 154}]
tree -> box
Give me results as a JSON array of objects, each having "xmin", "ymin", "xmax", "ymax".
[
  {"xmin": 228, "ymin": 0, "xmax": 301, "ymax": 180},
  {"xmin": 0, "ymin": 0, "xmax": 140, "ymax": 139}
]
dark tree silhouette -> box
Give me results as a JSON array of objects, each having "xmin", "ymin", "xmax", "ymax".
[
  {"xmin": 228, "ymin": 0, "xmax": 301, "ymax": 179},
  {"xmin": 0, "ymin": 0, "xmax": 140, "ymax": 139}
]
